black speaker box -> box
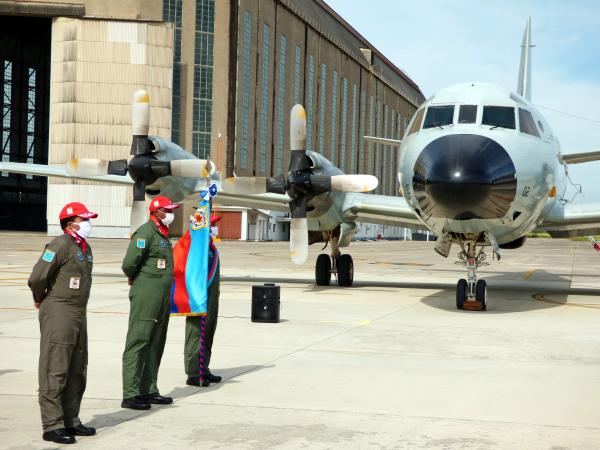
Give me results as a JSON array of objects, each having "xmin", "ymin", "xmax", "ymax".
[{"xmin": 251, "ymin": 283, "xmax": 280, "ymax": 323}]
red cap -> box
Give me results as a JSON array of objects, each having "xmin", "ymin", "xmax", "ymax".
[
  {"xmin": 149, "ymin": 195, "xmax": 180, "ymax": 213},
  {"xmin": 210, "ymin": 214, "xmax": 222, "ymax": 225},
  {"xmin": 59, "ymin": 202, "xmax": 98, "ymax": 221}
]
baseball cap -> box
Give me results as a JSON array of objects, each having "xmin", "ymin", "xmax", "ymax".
[
  {"xmin": 59, "ymin": 202, "xmax": 98, "ymax": 221},
  {"xmin": 149, "ymin": 195, "xmax": 181, "ymax": 213}
]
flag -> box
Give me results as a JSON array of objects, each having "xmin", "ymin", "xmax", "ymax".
[{"xmin": 171, "ymin": 185, "xmax": 218, "ymax": 316}]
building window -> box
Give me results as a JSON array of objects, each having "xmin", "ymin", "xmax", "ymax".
[
  {"xmin": 191, "ymin": 0, "xmax": 215, "ymax": 159},
  {"xmin": 306, "ymin": 55, "xmax": 315, "ymax": 151},
  {"xmin": 318, "ymin": 63, "xmax": 327, "ymax": 154},
  {"xmin": 258, "ymin": 23, "xmax": 270, "ymax": 174},
  {"xmin": 276, "ymin": 35, "xmax": 286, "ymax": 175},
  {"xmin": 397, "ymin": 112, "xmax": 403, "ymax": 139},
  {"xmin": 383, "ymin": 104, "xmax": 388, "ymax": 194},
  {"xmin": 331, "ymin": 70, "xmax": 338, "ymax": 165},
  {"xmin": 358, "ymin": 89, "xmax": 366, "ymax": 173},
  {"xmin": 163, "ymin": 0, "xmax": 183, "ymax": 144},
  {"xmin": 340, "ymin": 78, "xmax": 348, "ymax": 171},
  {"xmin": 293, "ymin": 45, "xmax": 301, "ymax": 105},
  {"xmin": 368, "ymin": 95, "xmax": 374, "ymax": 174},
  {"xmin": 350, "ymin": 84, "xmax": 358, "ymax": 174},
  {"xmin": 1, "ymin": 61, "xmax": 12, "ymax": 177},
  {"xmin": 240, "ymin": 10, "xmax": 252, "ymax": 169},
  {"xmin": 376, "ymin": 98, "xmax": 382, "ymax": 192},
  {"xmin": 25, "ymin": 68, "xmax": 36, "ymax": 179}
]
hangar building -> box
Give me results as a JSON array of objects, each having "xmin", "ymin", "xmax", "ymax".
[{"xmin": 0, "ymin": 0, "xmax": 424, "ymax": 238}]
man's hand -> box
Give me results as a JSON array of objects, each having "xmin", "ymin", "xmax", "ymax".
[
  {"xmin": 34, "ymin": 302, "xmax": 41, "ymax": 309},
  {"xmin": 128, "ymin": 277, "xmax": 134, "ymax": 286}
]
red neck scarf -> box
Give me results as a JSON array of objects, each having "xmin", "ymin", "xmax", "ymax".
[
  {"xmin": 150, "ymin": 215, "xmax": 169, "ymax": 238},
  {"xmin": 65, "ymin": 229, "xmax": 87, "ymax": 253}
]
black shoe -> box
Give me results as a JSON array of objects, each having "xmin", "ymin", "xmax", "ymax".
[
  {"xmin": 206, "ymin": 372, "xmax": 222, "ymax": 383},
  {"xmin": 186, "ymin": 376, "xmax": 210, "ymax": 387},
  {"xmin": 142, "ymin": 393, "xmax": 173, "ymax": 405},
  {"xmin": 121, "ymin": 396, "xmax": 151, "ymax": 410},
  {"xmin": 66, "ymin": 424, "xmax": 96, "ymax": 436},
  {"xmin": 43, "ymin": 428, "xmax": 76, "ymax": 444}
]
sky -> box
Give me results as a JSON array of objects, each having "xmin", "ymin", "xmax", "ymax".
[{"xmin": 325, "ymin": 0, "xmax": 600, "ymax": 201}]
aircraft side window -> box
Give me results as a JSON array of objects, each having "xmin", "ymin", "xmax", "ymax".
[
  {"xmin": 458, "ymin": 105, "xmax": 477, "ymax": 124},
  {"xmin": 537, "ymin": 120, "xmax": 545, "ymax": 133},
  {"xmin": 518, "ymin": 108, "xmax": 540, "ymax": 137},
  {"xmin": 407, "ymin": 107, "xmax": 425, "ymax": 136},
  {"xmin": 423, "ymin": 105, "xmax": 454, "ymax": 129},
  {"xmin": 482, "ymin": 106, "xmax": 515, "ymax": 129}
]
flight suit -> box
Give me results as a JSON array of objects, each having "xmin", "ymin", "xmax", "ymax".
[
  {"xmin": 121, "ymin": 220, "xmax": 173, "ymax": 399},
  {"xmin": 184, "ymin": 247, "xmax": 220, "ymax": 377},
  {"xmin": 28, "ymin": 234, "xmax": 93, "ymax": 432}
]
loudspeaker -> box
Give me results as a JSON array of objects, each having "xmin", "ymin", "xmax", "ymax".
[{"xmin": 251, "ymin": 283, "xmax": 280, "ymax": 323}]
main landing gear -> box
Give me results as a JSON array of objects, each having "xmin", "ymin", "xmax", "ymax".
[
  {"xmin": 455, "ymin": 240, "xmax": 489, "ymax": 311},
  {"xmin": 315, "ymin": 234, "xmax": 353, "ymax": 287}
]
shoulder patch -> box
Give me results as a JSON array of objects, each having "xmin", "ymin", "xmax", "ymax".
[
  {"xmin": 42, "ymin": 249, "xmax": 56, "ymax": 263},
  {"xmin": 160, "ymin": 239, "xmax": 166, "ymax": 248},
  {"xmin": 136, "ymin": 238, "xmax": 146, "ymax": 249}
]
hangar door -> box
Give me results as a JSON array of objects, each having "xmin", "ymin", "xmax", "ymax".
[{"xmin": 0, "ymin": 16, "xmax": 51, "ymax": 231}]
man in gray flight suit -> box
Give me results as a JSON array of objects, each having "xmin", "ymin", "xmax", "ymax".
[{"xmin": 28, "ymin": 202, "xmax": 98, "ymax": 445}]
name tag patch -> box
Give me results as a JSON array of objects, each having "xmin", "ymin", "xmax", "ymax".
[
  {"xmin": 157, "ymin": 259, "xmax": 166, "ymax": 269},
  {"xmin": 42, "ymin": 249, "xmax": 55, "ymax": 263},
  {"xmin": 69, "ymin": 277, "xmax": 80, "ymax": 289},
  {"xmin": 136, "ymin": 239, "xmax": 146, "ymax": 249}
]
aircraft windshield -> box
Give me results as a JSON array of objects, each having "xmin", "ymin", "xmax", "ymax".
[
  {"xmin": 518, "ymin": 108, "xmax": 540, "ymax": 137},
  {"xmin": 407, "ymin": 107, "xmax": 425, "ymax": 136},
  {"xmin": 482, "ymin": 106, "xmax": 515, "ymax": 129},
  {"xmin": 458, "ymin": 105, "xmax": 477, "ymax": 124},
  {"xmin": 423, "ymin": 105, "xmax": 454, "ymax": 128}
]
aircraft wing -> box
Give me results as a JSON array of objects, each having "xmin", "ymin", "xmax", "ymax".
[
  {"xmin": 213, "ymin": 187, "xmax": 290, "ymax": 212},
  {"xmin": 538, "ymin": 201, "xmax": 600, "ymax": 237},
  {"xmin": 0, "ymin": 162, "xmax": 134, "ymax": 185},
  {"xmin": 341, "ymin": 192, "xmax": 427, "ymax": 229}
]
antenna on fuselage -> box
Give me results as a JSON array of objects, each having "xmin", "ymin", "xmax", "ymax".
[{"xmin": 517, "ymin": 17, "xmax": 534, "ymax": 101}]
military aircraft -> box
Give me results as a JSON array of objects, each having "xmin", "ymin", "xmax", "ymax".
[{"xmin": 2, "ymin": 19, "xmax": 599, "ymax": 311}]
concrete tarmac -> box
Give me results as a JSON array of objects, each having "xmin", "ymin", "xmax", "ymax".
[{"xmin": 1, "ymin": 233, "xmax": 600, "ymax": 449}]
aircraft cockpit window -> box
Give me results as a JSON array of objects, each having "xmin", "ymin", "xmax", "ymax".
[
  {"xmin": 458, "ymin": 105, "xmax": 477, "ymax": 124},
  {"xmin": 407, "ymin": 107, "xmax": 425, "ymax": 136},
  {"xmin": 423, "ymin": 105, "xmax": 454, "ymax": 129},
  {"xmin": 518, "ymin": 108, "xmax": 540, "ymax": 137},
  {"xmin": 482, "ymin": 106, "xmax": 515, "ymax": 129}
]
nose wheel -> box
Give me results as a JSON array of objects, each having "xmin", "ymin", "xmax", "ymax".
[{"xmin": 455, "ymin": 241, "xmax": 489, "ymax": 311}]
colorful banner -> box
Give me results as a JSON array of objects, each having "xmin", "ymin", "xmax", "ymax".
[{"xmin": 171, "ymin": 185, "xmax": 218, "ymax": 316}]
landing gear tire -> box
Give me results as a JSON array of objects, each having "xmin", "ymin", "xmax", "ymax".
[
  {"xmin": 315, "ymin": 254, "xmax": 331, "ymax": 286},
  {"xmin": 456, "ymin": 278, "xmax": 467, "ymax": 310},
  {"xmin": 475, "ymin": 279, "xmax": 487, "ymax": 311},
  {"xmin": 337, "ymin": 254, "xmax": 354, "ymax": 287}
]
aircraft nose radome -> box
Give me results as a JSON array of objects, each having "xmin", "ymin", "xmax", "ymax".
[{"xmin": 412, "ymin": 134, "xmax": 517, "ymax": 220}]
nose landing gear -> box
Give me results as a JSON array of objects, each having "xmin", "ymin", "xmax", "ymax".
[{"xmin": 455, "ymin": 240, "xmax": 489, "ymax": 311}]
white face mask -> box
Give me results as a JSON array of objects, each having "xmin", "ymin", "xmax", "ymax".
[
  {"xmin": 76, "ymin": 220, "xmax": 92, "ymax": 239},
  {"xmin": 162, "ymin": 212, "xmax": 175, "ymax": 226},
  {"xmin": 210, "ymin": 226, "xmax": 218, "ymax": 238}
]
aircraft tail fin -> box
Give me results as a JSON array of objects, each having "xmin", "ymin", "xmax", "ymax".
[{"xmin": 517, "ymin": 17, "xmax": 534, "ymax": 101}]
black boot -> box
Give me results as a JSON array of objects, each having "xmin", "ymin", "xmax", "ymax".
[
  {"xmin": 142, "ymin": 393, "xmax": 173, "ymax": 404},
  {"xmin": 206, "ymin": 372, "xmax": 222, "ymax": 383},
  {"xmin": 42, "ymin": 428, "xmax": 76, "ymax": 444},
  {"xmin": 121, "ymin": 396, "xmax": 151, "ymax": 410},
  {"xmin": 66, "ymin": 424, "xmax": 96, "ymax": 436},
  {"xmin": 186, "ymin": 376, "xmax": 210, "ymax": 387}
]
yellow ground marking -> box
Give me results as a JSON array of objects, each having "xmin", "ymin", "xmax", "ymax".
[
  {"xmin": 532, "ymin": 293, "xmax": 600, "ymax": 309},
  {"xmin": 522, "ymin": 268, "xmax": 536, "ymax": 280}
]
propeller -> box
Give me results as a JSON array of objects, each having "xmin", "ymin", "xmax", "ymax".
[
  {"xmin": 65, "ymin": 89, "xmax": 215, "ymax": 235},
  {"xmin": 222, "ymin": 104, "xmax": 378, "ymax": 264}
]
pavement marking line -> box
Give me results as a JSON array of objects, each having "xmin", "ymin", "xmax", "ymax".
[
  {"xmin": 532, "ymin": 293, "xmax": 600, "ymax": 309},
  {"xmin": 522, "ymin": 268, "xmax": 536, "ymax": 280}
]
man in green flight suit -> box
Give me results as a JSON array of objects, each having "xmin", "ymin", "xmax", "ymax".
[
  {"xmin": 121, "ymin": 195, "xmax": 180, "ymax": 410},
  {"xmin": 185, "ymin": 214, "xmax": 222, "ymax": 387},
  {"xmin": 28, "ymin": 202, "xmax": 98, "ymax": 445}
]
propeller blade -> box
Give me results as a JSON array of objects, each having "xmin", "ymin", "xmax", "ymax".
[
  {"xmin": 290, "ymin": 104, "xmax": 307, "ymax": 151},
  {"xmin": 222, "ymin": 177, "xmax": 268, "ymax": 194},
  {"xmin": 330, "ymin": 174, "xmax": 378, "ymax": 192},
  {"xmin": 66, "ymin": 158, "xmax": 109, "ymax": 177},
  {"xmin": 131, "ymin": 89, "xmax": 150, "ymax": 155},
  {"xmin": 130, "ymin": 181, "xmax": 147, "ymax": 235},
  {"xmin": 290, "ymin": 217, "xmax": 308, "ymax": 265},
  {"xmin": 169, "ymin": 159, "xmax": 215, "ymax": 178}
]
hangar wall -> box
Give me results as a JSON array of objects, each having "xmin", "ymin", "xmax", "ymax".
[{"xmin": 47, "ymin": 18, "xmax": 173, "ymax": 236}]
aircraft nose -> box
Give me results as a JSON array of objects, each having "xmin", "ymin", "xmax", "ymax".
[{"xmin": 412, "ymin": 134, "xmax": 517, "ymax": 220}]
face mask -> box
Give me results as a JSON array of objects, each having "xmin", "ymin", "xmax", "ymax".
[
  {"xmin": 162, "ymin": 212, "xmax": 175, "ymax": 226},
  {"xmin": 76, "ymin": 220, "xmax": 92, "ymax": 239},
  {"xmin": 210, "ymin": 226, "xmax": 218, "ymax": 238}
]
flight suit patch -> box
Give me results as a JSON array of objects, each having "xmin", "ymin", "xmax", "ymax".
[
  {"xmin": 157, "ymin": 259, "xmax": 166, "ymax": 269},
  {"xmin": 42, "ymin": 249, "xmax": 55, "ymax": 263},
  {"xmin": 87, "ymin": 255, "xmax": 93, "ymax": 262},
  {"xmin": 136, "ymin": 239, "xmax": 146, "ymax": 249},
  {"xmin": 69, "ymin": 277, "xmax": 80, "ymax": 289},
  {"xmin": 76, "ymin": 251, "xmax": 84, "ymax": 261},
  {"xmin": 160, "ymin": 240, "xmax": 166, "ymax": 248}
]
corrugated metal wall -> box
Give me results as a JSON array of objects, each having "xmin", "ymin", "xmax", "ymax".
[{"xmin": 47, "ymin": 17, "xmax": 174, "ymax": 237}]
